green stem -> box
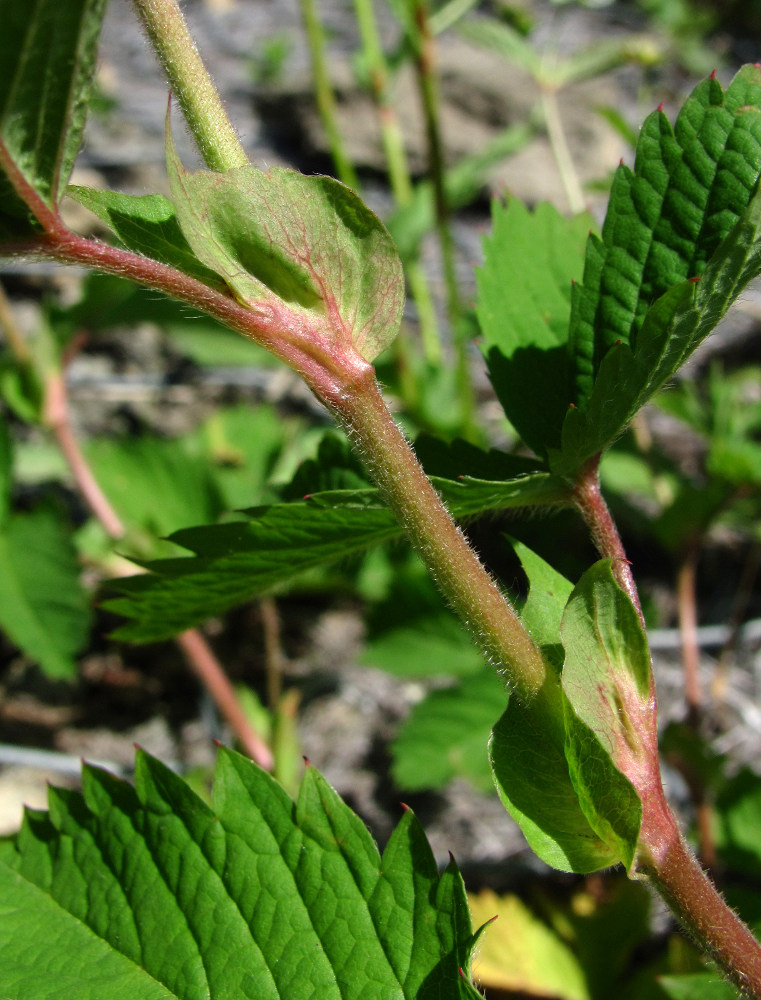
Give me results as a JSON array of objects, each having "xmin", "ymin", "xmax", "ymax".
[
  {"xmin": 333, "ymin": 366, "xmax": 546, "ymax": 701},
  {"xmin": 298, "ymin": 0, "xmax": 360, "ymax": 191},
  {"xmin": 352, "ymin": 0, "xmax": 441, "ymax": 363},
  {"xmin": 412, "ymin": 0, "xmax": 476, "ymax": 435},
  {"xmin": 131, "ymin": 0, "xmax": 248, "ymax": 172},
  {"xmin": 541, "ymin": 85, "xmax": 585, "ymax": 215}
]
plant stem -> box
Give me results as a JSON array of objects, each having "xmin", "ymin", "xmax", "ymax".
[
  {"xmin": 352, "ymin": 0, "xmax": 442, "ymax": 363},
  {"xmin": 639, "ymin": 818, "xmax": 761, "ymax": 998},
  {"xmin": 175, "ymin": 630, "xmax": 274, "ymax": 771},
  {"xmin": 334, "ymin": 367, "xmax": 546, "ymax": 701},
  {"xmin": 131, "ymin": 0, "xmax": 248, "ymax": 172},
  {"xmin": 677, "ymin": 540, "xmax": 703, "ymax": 727},
  {"xmin": 411, "ymin": 0, "xmax": 476, "ymax": 435},
  {"xmin": 0, "ymin": 276, "xmax": 273, "ymax": 769},
  {"xmin": 571, "ymin": 453, "xmax": 644, "ymax": 625},
  {"xmin": 541, "ymin": 86, "xmax": 585, "ymax": 214},
  {"xmin": 298, "ymin": 0, "xmax": 360, "ymax": 191}
]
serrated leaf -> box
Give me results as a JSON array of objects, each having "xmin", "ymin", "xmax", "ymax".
[
  {"xmin": 0, "ymin": 0, "xmax": 106, "ymax": 233},
  {"xmin": 0, "ymin": 748, "xmax": 482, "ymax": 999},
  {"xmin": 105, "ymin": 470, "xmax": 570, "ymax": 642},
  {"xmin": 569, "ymin": 65, "xmax": 761, "ymax": 408},
  {"xmin": 166, "ymin": 128, "xmax": 404, "ymax": 362},
  {"xmin": 552, "ymin": 174, "xmax": 761, "ymax": 474},
  {"xmin": 559, "ymin": 561, "xmax": 650, "ymax": 869},
  {"xmin": 106, "ymin": 503, "xmax": 402, "ymax": 642},
  {"xmin": 392, "ymin": 669, "xmax": 506, "ymax": 792},
  {"xmin": 476, "ymin": 199, "xmax": 592, "ymax": 457},
  {"xmin": 0, "ymin": 505, "xmax": 91, "ymax": 678},
  {"xmin": 489, "ymin": 546, "xmax": 620, "ymax": 873},
  {"xmin": 66, "ymin": 186, "xmax": 227, "ymax": 289}
]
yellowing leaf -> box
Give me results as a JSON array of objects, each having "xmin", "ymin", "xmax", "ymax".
[{"xmin": 468, "ymin": 889, "xmax": 589, "ymax": 999}]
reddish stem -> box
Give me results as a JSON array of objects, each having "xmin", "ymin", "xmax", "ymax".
[
  {"xmin": 175, "ymin": 630, "xmax": 274, "ymax": 771},
  {"xmin": 639, "ymin": 817, "xmax": 761, "ymax": 998},
  {"xmin": 571, "ymin": 454, "xmax": 644, "ymax": 625},
  {"xmin": 677, "ymin": 541, "xmax": 703, "ymax": 725}
]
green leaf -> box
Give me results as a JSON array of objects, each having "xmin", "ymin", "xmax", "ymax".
[
  {"xmin": 0, "ymin": 0, "xmax": 107, "ymax": 232},
  {"xmin": 476, "ymin": 199, "xmax": 592, "ymax": 457},
  {"xmin": 559, "ymin": 561, "xmax": 649, "ymax": 869},
  {"xmin": 657, "ymin": 974, "xmax": 741, "ymax": 1000},
  {"xmin": 66, "ymin": 187, "xmax": 227, "ymax": 289},
  {"xmin": 392, "ymin": 669, "xmax": 506, "ymax": 793},
  {"xmin": 0, "ymin": 748, "xmax": 482, "ymax": 999},
  {"xmin": 105, "ymin": 471, "xmax": 570, "ymax": 642},
  {"xmin": 0, "ymin": 505, "xmax": 91, "ymax": 678},
  {"xmin": 0, "ymin": 417, "xmax": 11, "ymax": 523},
  {"xmin": 362, "ymin": 557, "xmax": 485, "ymax": 679},
  {"xmin": 569, "ymin": 65, "xmax": 761, "ymax": 408},
  {"xmin": 166, "ymin": 128, "xmax": 405, "ymax": 362},
  {"xmin": 489, "ymin": 546, "xmax": 621, "ymax": 873},
  {"xmin": 552, "ymin": 174, "xmax": 761, "ymax": 474}
]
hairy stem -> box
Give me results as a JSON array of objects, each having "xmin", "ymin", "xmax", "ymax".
[
  {"xmin": 572, "ymin": 454, "xmax": 644, "ymax": 625},
  {"xmin": 131, "ymin": 0, "xmax": 248, "ymax": 172},
  {"xmin": 332, "ymin": 367, "xmax": 546, "ymax": 701},
  {"xmin": 639, "ymin": 817, "xmax": 761, "ymax": 998}
]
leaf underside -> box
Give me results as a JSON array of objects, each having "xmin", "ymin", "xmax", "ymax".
[
  {"xmin": 0, "ymin": 748, "xmax": 482, "ymax": 1000},
  {"xmin": 166, "ymin": 127, "xmax": 405, "ymax": 363}
]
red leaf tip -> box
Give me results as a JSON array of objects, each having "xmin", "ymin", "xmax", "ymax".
[
  {"xmin": 303, "ymin": 494, "xmax": 312, "ymax": 501},
  {"xmin": 657, "ymin": 102, "xmax": 664, "ymax": 112},
  {"xmin": 302, "ymin": 755, "xmax": 312, "ymax": 767},
  {"xmin": 710, "ymin": 68, "xmax": 717, "ymax": 79},
  {"xmin": 212, "ymin": 738, "xmax": 223, "ymax": 748},
  {"xmin": 569, "ymin": 402, "xmax": 576, "ymax": 409},
  {"xmin": 400, "ymin": 802, "xmax": 410, "ymax": 812},
  {"xmin": 448, "ymin": 850, "xmax": 456, "ymax": 864},
  {"xmin": 689, "ymin": 275, "xmax": 701, "ymax": 283}
]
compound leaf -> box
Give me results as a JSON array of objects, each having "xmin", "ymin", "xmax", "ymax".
[
  {"xmin": 569, "ymin": 65, "xmax": 761, "ymax": 409},
  {"xmin": 552, "ymin": 176, "xmax": 761, "ymax": 474},
  {"xmin": 0, "ymin": 747, "xmax": 482, "ymax": 999}
]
